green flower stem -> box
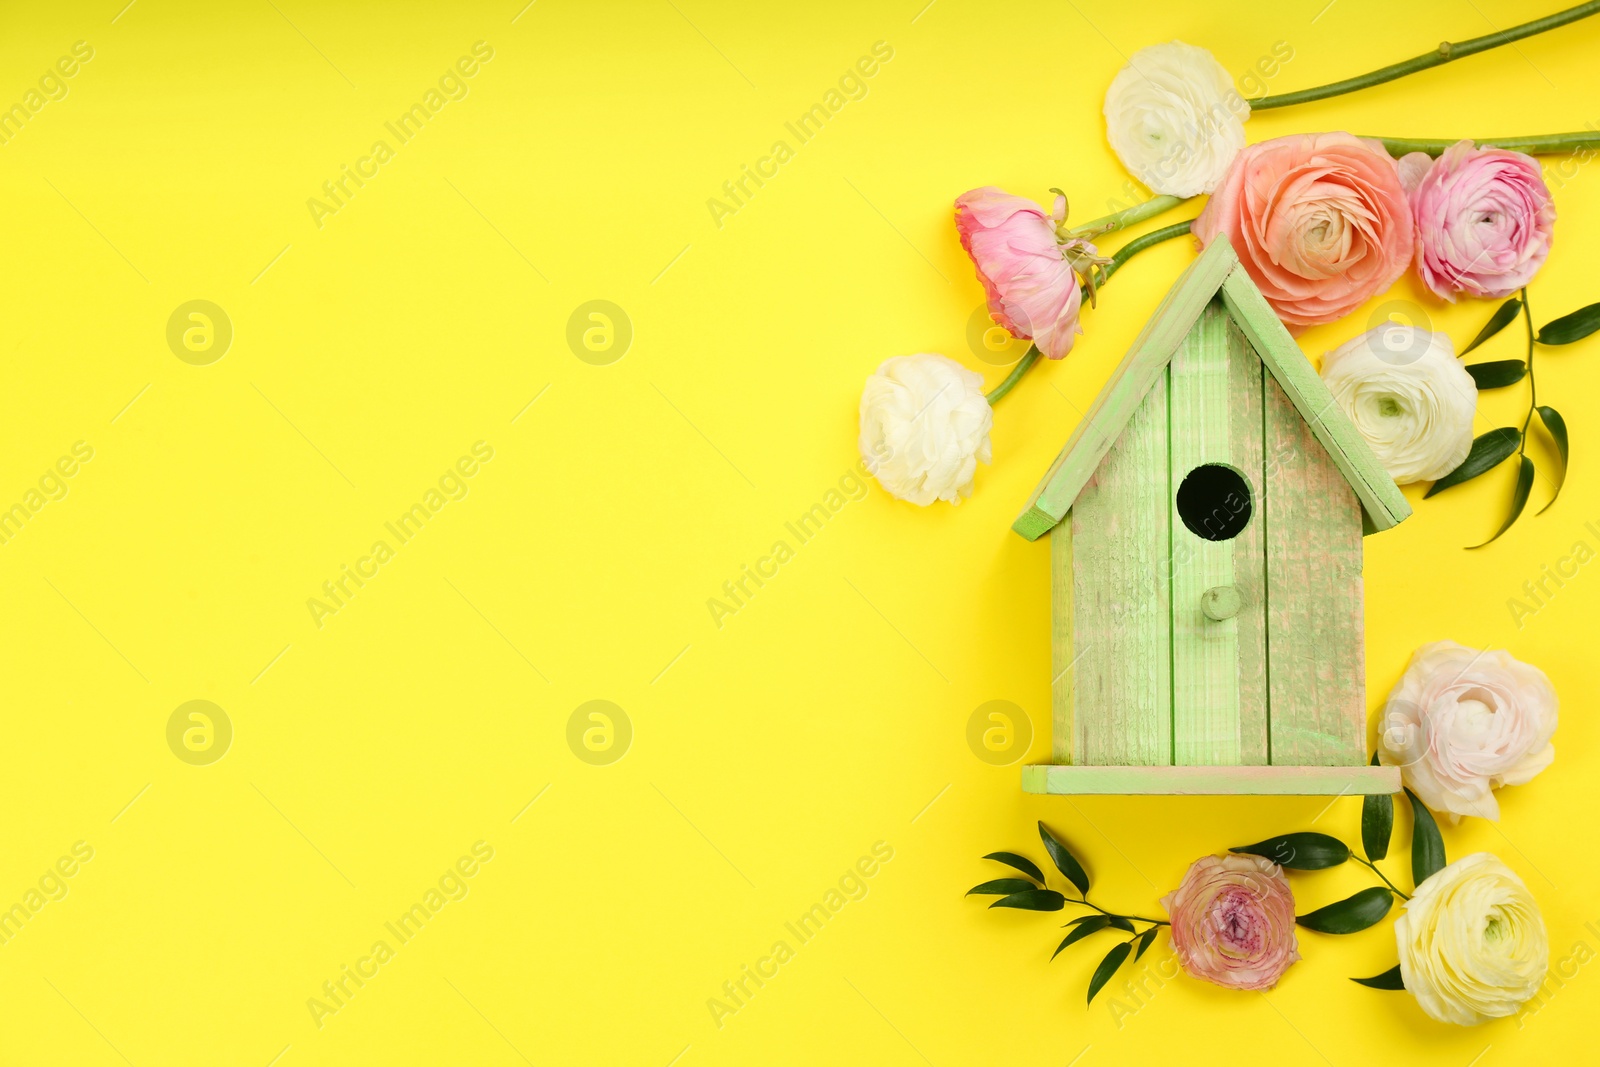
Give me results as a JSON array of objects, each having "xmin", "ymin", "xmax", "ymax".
[
  {"xmin": 1251, "ymin": 2, "xmax": 1600, "ymax": 111},
  {"xmin": 985, "ymin": 220, "xmax": 1196, "ymax": 406},
  {"xmin": 1353, "ymin": 855, "xmax": 1411, "ymax": 901},
  {"xmin": 1095, "ymin": 220, "xmax": 1196, "ymax": 289},
  {"xmin": 1519, "ymin": 288, "xmax": 1538, "ymax": 452},
  {"xmin": 1068, "ymin": 194, "xmax": 1187, "ymax": 237},
  {"xmin": 1369, "ymin": 132, "xmax": 1600, "ymax": 158},
  {"xmin": 1067, "ymin": 896, "xmax": 1170, "ymax": 927},
  {"xmin": 984, "ymin": 345, "xmax": 1041, "ymax": 405}
]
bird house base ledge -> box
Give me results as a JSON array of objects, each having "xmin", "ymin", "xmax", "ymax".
[{"xmin": 1021, "ymin": 764, "xmax": 1401, "ymax": 796}]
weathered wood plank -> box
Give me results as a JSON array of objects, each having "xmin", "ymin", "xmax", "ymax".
[
  {"xmin": 1014, "ymin": 236, "xmax": 1239, "ymax": 541},
  {"xmin": 1069, "ymin": 372, "xmax": 1171, "ymax": 766},
  {"xmin": 1050, "ymin": 520, "xmax": 1073, "ymax": 764},
  {"xmin": 1218, "ymin": 266, "xmax": 1411, "ymax": 532},
  {"xmin": 1022, "ymin": 763, "xmax": 1399, "ymax": 795},
  {"xmin": 1227, "ymin": 315, "xmax": 1269, "ymax": 765},
  {"xmin": 1168, "ymin": 301, "xmax": 1267, "ymax": 765},
  {"xmin": 1262, "ymin": 373, "xmax": 1368, "ymax": 766}
]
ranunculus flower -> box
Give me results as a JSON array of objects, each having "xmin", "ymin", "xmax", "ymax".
[
  {"xmin": 1378, "ymin": 641, "xmax": 1558, "ymax": 822},
  {"xmin": 1398, "ymin": 140, "xmax": 1556, "ymax": 301},
  {"xmin": 955, "ymin": 187, "xmax": 1095, "ymax": 360},
  {"xmin": 1396, "ymin": 853, "xmax": 1548, "ymax": 1025},
  {"xmin": 858, "ymin": 354, "xmax": 992, "ymax": 506},
  {"xmin": 1193, "ymin": 132, "xmax": 1414, "ymax": 330},
  {"xmin": 1319, "ymin": 325, "xmax": 1476, "ymax": 484},
  {"xmin": 1103, "ymin": 41, "xmax": 1250, "ymax": 198},
  {"xmin": 1160, "ymin": 854, "xmax": 1300, "ymax": 991}
]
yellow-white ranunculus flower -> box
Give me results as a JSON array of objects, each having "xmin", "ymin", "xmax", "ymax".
[
  {"xmin": 1103, "ymin": 42, "xmax": 1250, "ymax": 198},
  {"xmin": 859, "ymin": 354, "xmax": 992, "ymax": 506},
  {"xmin": 1395, "ymin": 853, "xmax": 1548, "ymax": 1025},
  {"xmin": 1320, "ymin": 325, "xmax": 1477, "ymax": 485}
]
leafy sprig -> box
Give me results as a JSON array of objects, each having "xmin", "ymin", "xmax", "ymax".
[
  {"xmin": 973, "ymin": 790, "xmax": 1457, "ymax": 1002},
  {"xmin": 1231, "ymin": 784, "xmax": 1446, "ymax": 990},
  {"xmin": 967, "ymin": 822, "xmax": 1168, "ymax": 1004},
  {"xmin": 1437, "ymin": 288, "xmax": 1599, "ymax": 545}
]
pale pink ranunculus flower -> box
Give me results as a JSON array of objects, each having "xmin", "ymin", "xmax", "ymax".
[
  {"xmin": 1397, "ymin": 140, "xmax": 1555, "ymax": 301},
  {"xmin": 955, "ymin": 187, "xmax": 1089, "ymax": 360},
  {"xmin": 1377, "ymin": 641, "xmax": 1558, "ymax": 822},
  {"xmin": 1193, "ymin": 132, "xmax": 1414, "ymax": 331},
  {"xmin": 1160, "ymin": 854, "xmax": 1300, "ymax": 991}
]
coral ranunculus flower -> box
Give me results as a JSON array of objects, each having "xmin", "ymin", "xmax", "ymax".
[
  {"xmin": 1193, "ymin": 132, "xmax": 1414, "ymax": 330},
  {"xmin": 1160, "ymin": 854, "xmax": 1300, "ymax": 991},
  {"xmin": 955, "ymin": 187, "xmax": 1090, "ymax": 360}
]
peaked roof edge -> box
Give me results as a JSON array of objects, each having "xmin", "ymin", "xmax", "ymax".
[
  {"xmin": 1217, "ymin": 270, "xmax": 1411, "ymax": 533},
  {"xmin": 1010, "ymin": 235, "xmax": 1239, "ymax": 541},
  {"xmin": 1011, "ymin": 235, "xmax": 1411, "ymax": 540}
]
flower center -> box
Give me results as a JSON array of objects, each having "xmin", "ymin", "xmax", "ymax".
[{"xmin": 1377, "ymin": 396, "xmax": 1404, "ymax": 418}]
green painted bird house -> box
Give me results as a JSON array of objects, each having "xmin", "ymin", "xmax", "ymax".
[{"xmin": 1013, "ymin": 235, "xmax": 1407, "ymax": 796}]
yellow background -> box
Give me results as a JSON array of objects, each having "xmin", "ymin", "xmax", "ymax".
[{"xmin": 1, "ymin": 1, "xmax": 1596, "ymax": 1063}]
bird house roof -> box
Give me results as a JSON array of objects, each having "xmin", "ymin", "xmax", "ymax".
[{"xmin": 1012, "ymin": 234, "xmax": 1411, "ymax": 541}]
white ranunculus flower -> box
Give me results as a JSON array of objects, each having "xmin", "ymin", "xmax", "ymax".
[
  {"xmin": 1103, "ymin": 41, "xmax": 1250, "ymax": 198},
  {"xmin": 1378, "ymin": 640, "xmax": 1557, "ymax": 822},
  {"xmin": 1396, "ymin": 853, "xmax": 1548, "ymax": 1025},
  {"xmin": 1320, "ymin": 325, "xmax": 1477, "ymax": 484},
  {"xmin": 859, "ymin": 354, "xmax": 992, "ymax": 506}
]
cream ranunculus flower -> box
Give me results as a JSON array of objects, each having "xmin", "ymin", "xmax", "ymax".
[
  {"xmin": 1319, "ymin": 325, "xmax": 1477, "ymax": 484},
  {"xmin": 1378, "ymin": 640, "xmax": 1558, "ymax": 822},
  {"xmin": 1103, "ymin": 41, "xmax": 1250, "ymax": 198},
  {"xmin": 858, "ymin": 354, "xmax": 992, "ymax": 506},
  {"xmin": 1396, "ymin": 853, "xmax": 1548, "ymax": 1025}
]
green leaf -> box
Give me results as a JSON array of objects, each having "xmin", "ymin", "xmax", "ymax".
[
  {"xmin": 989, "ymin": 889, "xmax": 1065, "ymax": 911},
  {"xmin": 1052, "ymin": 916, "xmax": 1110, "ymax": 958},
  {"xmin": 1352, "ymin": 964, "xmax": 1406, "ymax": 990},
  {"xmin": 1536, "ymin": 301, "xmax": 1600, "ymax": 345},
  {"xmin": 1424, "ymin": 427, "xmax": 1521, "ymax": 498},
  {"xmin": 1063, "ymin": 914, "xmax": 1106, "ymax": 927},
  {"xmin": 1536, "ymin": 405, "xmax": 1568, "ymax": 514},
  {"xmin": 1463, "ymin": 359, "xmax": 1527, "ymax": 389},
  {"xmin": 1469, "ymin": 454, "xmax": 1534, "ymax": 548},
  {"xmin": 1133, "ymin": 926, "xmax": 1159, "ymax": 961},
  {"xmin": 1087, "ymin": 942, "xmax": 1132, "ymax": 1006},
  {"xmin": 1297, "ymin": 886, "xmax": 1395, "ymax": 934},
  {"xmin": 1406, "ymin": 788, "xmax": 1446, "ymax": 886},
  {"xmin": 1462, "ymin": 297, "xmax": 1522, "ymax": 355},
  {"xmin": 1230, "ymin": 832, "xmax": 1350, "ymax": 870},
  {"xmin": 967, "ymin": 878, "xmax": 1038, "ymax": 896},
  {"xmin": 1038, "ymin": 822, "xmax": 1090, "ymax": 896},
  {"xmin": 982, "ymin": 852, "xmax": 1045, "ymax": 883},
  {"xmin": 1106, "ymin": 916, "xmax": 1135, "ymax": 933},
  {"xmin": 1362, "ymin": 753, "xmax": 1394, "ymax": 862}
]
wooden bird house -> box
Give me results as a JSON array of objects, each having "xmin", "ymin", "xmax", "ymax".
[{"xmin": 1014, "ymin": 235, "xmax": 1407, "ymax": 795}]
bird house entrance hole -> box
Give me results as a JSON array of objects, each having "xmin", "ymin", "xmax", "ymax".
[{"xmin": 1176, "ymin": 463, "xmax": 1252, "ymax": 541}]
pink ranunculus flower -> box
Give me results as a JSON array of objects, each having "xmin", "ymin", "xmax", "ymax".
[
  {"xmin": 1193, "ymin": 132, "xmax": 1414, "ymax": 331},
  {"xmin": 1160, "ymin": 854, "xmax": 1300, "ymax": 991},
  {"xmin": 1398, "ymin": 140, "xmax": 1556, "ymax": 301},
  {"xmin": 955, "ymin": 187, "xmax": 1092, "ymax": 360},
  {"xmin": 1377, "ymin": 640, "xmax": 1558, "ymax": 822}
]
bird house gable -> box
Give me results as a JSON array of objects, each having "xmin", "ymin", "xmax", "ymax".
[{"xmin": 1011, "ymin": 235, "xmax": 1411, "ymax": 541}]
